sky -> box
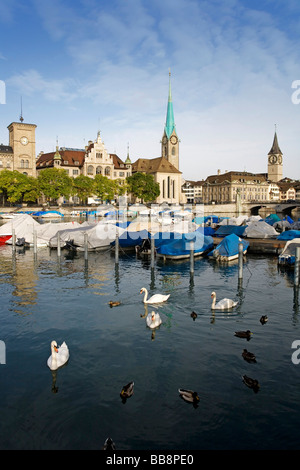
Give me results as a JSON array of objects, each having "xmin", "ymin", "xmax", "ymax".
[{"xmin": 0, "ymin": 0, "xmax": 299, "ymax": 181}]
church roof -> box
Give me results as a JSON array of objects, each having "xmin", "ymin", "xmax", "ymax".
[
  {"xmin": 36, "ymin": 148, "xmax": 85, "ymax": 169},
  {"xmin": 268, "ymin": 132, "xmax": 282, "ymax": 155},
  {"xmin": 132, "ymin": 156, "xmax": 181, "ymax": 174},
  {"xmin": 164, "ymin": 72, "xmax": 177, "ymax": 139}
]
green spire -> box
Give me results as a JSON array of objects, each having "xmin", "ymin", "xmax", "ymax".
[{"xmin": 164, "ymin": 69, "xmax": 176, "ymax": 139}]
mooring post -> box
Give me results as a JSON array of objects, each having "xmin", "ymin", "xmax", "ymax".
[
  {"xmin": 115, "ymin": 231, "xmax": 119, "ymax": 264},
  {"xmin": 57, "ymin": 233, "xmax": 61, "ymax": 257},
  {"xmin": 238, "ymin": 242, "xmax": 243, "ymax": 280},
  {"xmin": 190, "ymin": 240, "xmax": 195, "ymax": 274},
  {"xmin": 151, "ymin": 235, "xmax": 155, "ymax": 269},
  {"xmin": 12, "ymin": 228, "xmax": 15, "ymax": 251},
  {"xmin": 295, "ymin": 247, "xmax": 300, "ymax": 287},
  {"xmin": 33, "ymin": 230, "xmax": 37, "ymax": 255},
  {"xmin": 84, "ymin": 232, "xmax": 88, "ymax": 261}
]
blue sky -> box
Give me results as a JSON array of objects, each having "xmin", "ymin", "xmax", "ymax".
[{"xmin": 0, "ymin": 0, "xmax": 299, "ymax": 181}]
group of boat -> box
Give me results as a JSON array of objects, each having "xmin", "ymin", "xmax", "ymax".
[{"xmin": 0, "ymin": 208, "xmax": 299, "ymax": 266}]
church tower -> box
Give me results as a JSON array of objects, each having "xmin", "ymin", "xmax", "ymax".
[
  {"xmin": 7, "ymin": 111, "xmax": 37, "ymax": 178},
  {"xmin": 267, "ymin": 130, "xmax": 283, "ymax": 182},
  {"xmin": 161, "ymin": 71, "xmax": 179, "ymax": 170}
]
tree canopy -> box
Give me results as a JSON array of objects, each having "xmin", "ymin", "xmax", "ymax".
[{"xmin": 126, "ymin": 172, "xmax": 160, "ymax": 202}]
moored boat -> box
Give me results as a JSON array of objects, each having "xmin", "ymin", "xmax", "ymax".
[{"xmin": 208, "ymin": 233, "xmax": 249, "ymax": 261}]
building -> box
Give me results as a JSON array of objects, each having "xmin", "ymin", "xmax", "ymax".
[
  {"xmin": 131, "ymin": 71, "xmax": 185, "ymax": 204},
  {"xmin": 267, "ymin": 131, "xmax": 283, "ymax": 182},
  {"xmin": 36, "ymin": 132, "xmax": 131, "ymax": 183},
  {"xmin": 202, "ymin": 170, "xmax": 270, "ymax": 204},
  {"xmin": 181, "ymin": 180, "xmax": 204, "ymax": 203},
  {"xmin": 0, "ymin": 119, "xmax": 37, "ymax": 177}
]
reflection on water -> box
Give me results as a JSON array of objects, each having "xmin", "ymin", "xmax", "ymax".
[{"xmin": 0, "ymin": 240, "xmax": 300, "ymax": 450}]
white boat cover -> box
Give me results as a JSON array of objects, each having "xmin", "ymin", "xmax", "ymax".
[
  {"xmin": 243, "ymin": 220, "xmax": 280, "ymax": 238},
  {"xmin": 49, "ymin": 221, "xmax": 125, "ymax": 251},
  {"xmin": 0, "ymin": 214, "xmax": 40, "ymax": 242}
]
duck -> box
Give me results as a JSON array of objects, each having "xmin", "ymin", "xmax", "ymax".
[
  {"xmin": 210, "ymin": 291, "xmax": 238, "ymax": 310},
  {"xmin": 234, "ymin": 330, "xmax": 252, "ymax": 340},
  {"xmin": 102, "ymin": 437, "xmax": 116, "ymax": 450},
  {"xmin": 146, "ymin": 311, "xmax": 162, "ymax": 329},
  {"xmin": 260, "ymin": 315, "xmax": 268, "ymax": 324},
  {"xmin": 47, "ymin": 340, "xmax": 69, "ymax": 370},
  {"xmin": 178, "ymin": 388, "xmax": 200, "ymax": 405},
  {"xmin": 190, "ymin": 311, "xmax": 198, "ymax": 320},
  {"xmin": 242, "ymin": 349, "xmax": 256, "ymax": 363},
  {"xmin": 242, "ymin": 375, "xmax": 260, "ymax": 392},
  {"xmin": 120, "ymin": 381, "xmax": 134, "ymax": 402},
  {"xmin": 140, "ymin": 287, "xmax": 170, "ymax": 304},
  {"xmin": 109, "ymin": 301, "xmax": 121, "ymax": 307}
]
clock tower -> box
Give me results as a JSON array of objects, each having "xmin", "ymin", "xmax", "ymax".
[
  {"xmin": 7, "ymin": 119, "xmax": 37, "ymax": 177},
  {"xmin": 161, "ymin": 71, "xmax": 179, "ymax": 170},
  {"xmin": 267, "ymin": 130, "xmax": 283, "ymax": 182}
]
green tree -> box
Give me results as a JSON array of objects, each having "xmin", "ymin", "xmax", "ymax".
[
  {"xmin": 37, "ymin": 168, "xmax": 73, "ymax": 202},
  {"xmin": 0, "ymin": 170, "xmax": 40, "ymax": 204},
  {"xmin": 72, "ymin": 175, "xmax": 94, "ymax": 204},
  {"xmin": 93, "ymin": 175, "xmax": 116, "ymax": 202},
  {"xmin": 126, "ymin": 172, "xmax": 160, "ymax": 202}
]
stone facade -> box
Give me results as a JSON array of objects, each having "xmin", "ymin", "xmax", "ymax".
[{"xmin": 0, "ymin": 121, "xmax": 37, "ymax": 177}]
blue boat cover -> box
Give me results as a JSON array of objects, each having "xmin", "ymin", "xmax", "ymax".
[
  {"xmin": 156, "ymin": 232, "xmax": 214, "ymax": 256},
  {"xmin": 215, "ymin": 225, "xmax": 246, "ymax": 237},
  {"xmin": 277, "ymin": 230, "xmax": 300, "ymax": 240},
  {"xmin": 208, "ymin": 233, "xmax": 249, "ymax": 258}
]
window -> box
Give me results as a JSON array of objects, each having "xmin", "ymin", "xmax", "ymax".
[
  {"xmin": 21, "ymin": 159, "xmax": 24, "ymax": 168},
  {"xmin": 64, "ymin": 160, "xmax": 68, "ymax": 165},
  {"xmin": 0, "ymin": 160, "xmax": 2, "ymax": 167},
  {"xmin": 25, "ymin": 160, "xmax": 29, "ymax": 168},
  {"xmin": 74, "ymin": 160, "xmax": 79, "ymax": 165},
  {"xmin": 96, "ymin": 152, "xmax": 102, "ymax": 158},
  {"xmin": 96, "ymin": 166, "xmax": 102, "ymax": 174},
  {"xmin": 87, "ymin": 165, "xmax": 93, "ymax": 175},
  {"xmin": 105, "ymin": 166, "xmax": 111, "ymax": 176},
  {"xmin": 73, "ymin": 169, "xmax": 79, "ymax": 175},
  {"xmin": 172, "ymin": 147, "xmax": 176, "ymax": 155},
  {"xmin": 119, "ymin": 171, "xmax": 125, "ymax": 177}
]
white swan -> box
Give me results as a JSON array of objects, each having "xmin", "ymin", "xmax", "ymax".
[
  {"xmin": 47, "ymin": 340, "xmax": 69, "ymax": 370},
  {"xmin": 211, "ymin": 291, "xmax": 238, "ymax": 310},
  {"xmin": 140, "ymin": 287, "xmax": 170, "ymax": 304},
  {"xmin": 146, "ymin": 311, "xmax": 162, "ymax": 329}
]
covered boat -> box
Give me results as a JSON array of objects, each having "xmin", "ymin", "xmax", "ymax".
[
  {"xmin": 156, "ymin": 231, "xmax": 214, "ymax": 260},
  {"xmin": 243, "ymin": 221, "xmax": 279, "ymax": 239},
  {"xmin": 32, "ymin": 210, "xmax": 64, "ymax": 218},
  {"xmin": 0, "ymin": 214, "xmax": 40, "ymax": 245},
  {"xmin": 278, "ymin": 238, "xmax": 300, "ymax": 267},
  {"xmin": 208, "ymin": 233, "xmax": 249, "ymax": 261},
  {"xmin": 49, "ymin": 221, "xmax": 125, "ymax": 252}
]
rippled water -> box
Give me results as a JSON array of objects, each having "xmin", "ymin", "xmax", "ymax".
[{"xmin": 0, "ymin": 235, "xmax": 299, "ymax": 450}]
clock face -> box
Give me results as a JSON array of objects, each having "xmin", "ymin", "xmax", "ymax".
[
  {"xmin": 269, "ymin": 155, "xmax": 277, "ymax": 164},
  {"xmin": 20, "ymin": 136, "xmax": 28, "ymax": 145},
  {"xmin": 170, "ymin": 135, "xmax": 178, "ymax": 145},
  {"xmin": 278, "ymin": 155, "xmax": 282, "ymax": 164}
]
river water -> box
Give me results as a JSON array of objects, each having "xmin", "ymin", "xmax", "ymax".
[{"xmin": 0, "ymin": 217, "xmax": 299, "ymax": 450}]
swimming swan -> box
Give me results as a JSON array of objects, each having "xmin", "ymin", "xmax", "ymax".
[
  {"xmin": 140, "ymin": 287, "xmax": 170, "ymax": 304},
  {"xmin": 146, "ymin": 311, "xmax": 162, "ymax": 329},
  {"xmin": 211, "ymin": 291, "xmax": 238, "ymax": 310},
  {"xmin": 47, "ymin": 340, "xmax": 69, "ymax": 370}
]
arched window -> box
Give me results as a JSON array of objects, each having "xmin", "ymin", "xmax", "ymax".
[
  {"xmin": 21, "ymin": 159, "xmax": 24, "ymax": 168},
  {"xmin": 105, "ymin": 166, "xmax": 111, "ymax": 176},
  {"xmin": 96, "ymin": 166, "xmax": 102, "ymax": 174},
  {"xmin": 87, "ymin": 165, "xmax": 94, "ymax": 175},
  {"xmin": 25, "ymin": 160, "xmax": 29, "ymax": 168},
  {"xmin": 172, "ymin": 147, "xmax": 176, "ymax": 155}
]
